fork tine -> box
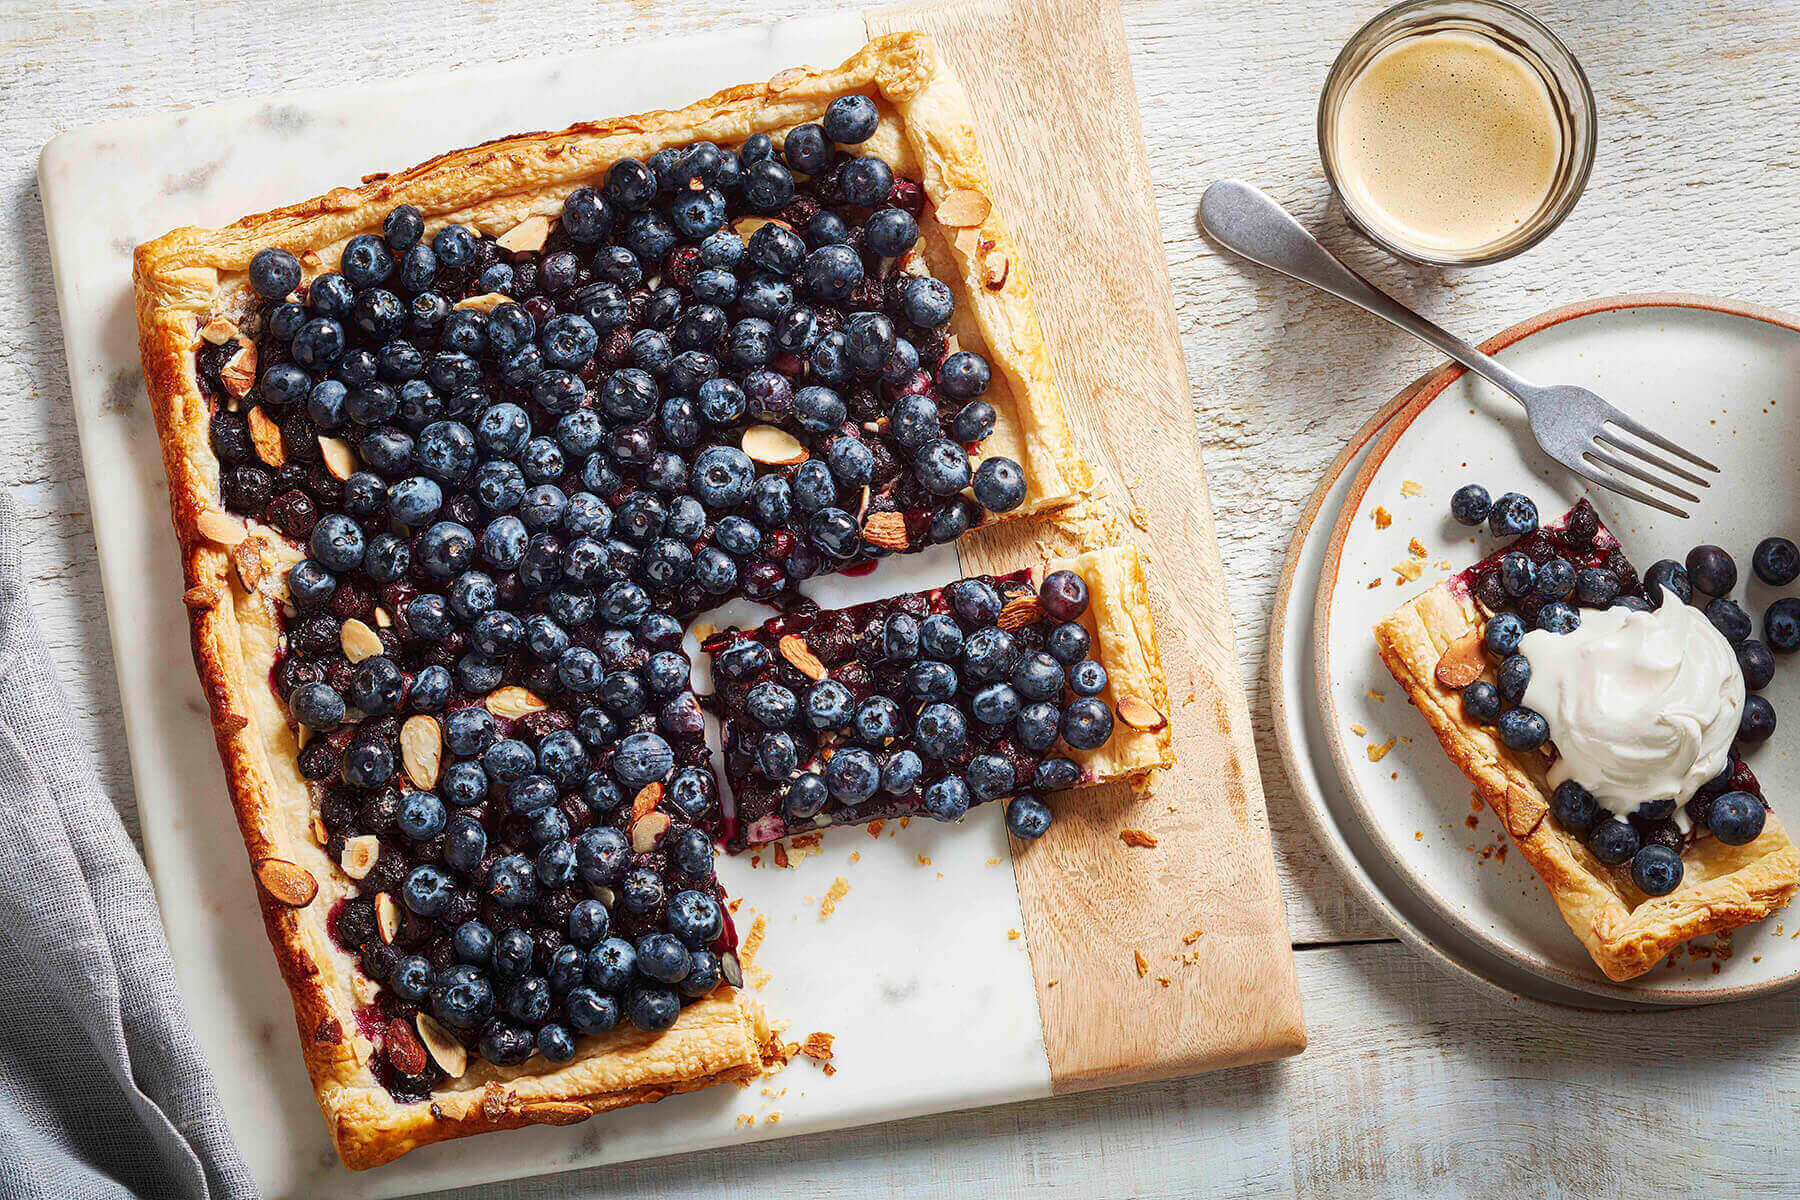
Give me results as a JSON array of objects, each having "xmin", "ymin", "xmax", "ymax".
[
  {"xmin": 1603, "ymin": 411, "xmax": 1720, "ymax": 473},
  {"xmin": 1584, "ymin": 446, "xmax": 1702, "ymax": 504},
  {"xmin": 1570, "ymin": 459, "xmax": 1690, "ymax": 518},
  {"xmin": 1594, "ymin": 431, "xmax": 1712, "ymax": 489}
]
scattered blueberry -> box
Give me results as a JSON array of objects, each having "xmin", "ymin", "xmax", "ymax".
[
  {"xmin": 1708, "ymin": 790, "xmax": 1767, "ymax": 846},
  {"xmin": 1754, "ymin": 536, "xmax": 1800, "ymax": 586},
  {"xmin": 1487, "ymin": 492, "xmax": 1538, "ymax": 539},
  {"xmin": 1685, "ymin": 544, "xmax": 1737, "ymax": 596},
  {"xmin": 1449, "ymin": 484, "xmax": 1491, "ymax": 527}
]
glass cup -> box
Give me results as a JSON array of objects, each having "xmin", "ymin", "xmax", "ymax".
[{"xmin": 1317, "ymin": 0, "xmax": 1596, "ymax": 266}]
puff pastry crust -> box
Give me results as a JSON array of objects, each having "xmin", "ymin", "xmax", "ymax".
[
  {"xmin": 1053, "ymin": 545, "xmax": 1176, "ymax": 784},
  {"xmin": 131, "ymin": 33, "xmax": 1093, "ymax": 1170},
  {"xmin": 1376, "ymin": 582, "xmax": 1800, "ymax": 982}
]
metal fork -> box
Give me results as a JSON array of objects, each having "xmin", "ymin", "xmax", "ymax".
[{"xmin": 1198, "ymin": 180, "xmax": 1717, "ymax": 517}]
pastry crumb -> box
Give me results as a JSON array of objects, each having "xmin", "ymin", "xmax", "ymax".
[
  {"xmin": 917, "ymin": 853, "xmax": 932, "ymax": 866},
  {"xmin": 740, "ymin": 913, "xmax": 768, "ymax": 969},
  {"xmin": 800, "ymin": 1031, "xmax": 835, "ymax": 1065},
  {"xmin": 1133, "ymin": 949, "xmax": 1149, "ymax": 978},
  {"xmin": 986, "ymin": 857, "xmax": 1000, "ymax": 866},
  {"xmin": 737, "ymin": 1114, "xmax": 756, "ymax": 1128},
  {"xmin": 1401, "ymin": 479, "xmax": 1424, "ymax": 497},
  {"xmin": 1408, "ymin": 537, "xmax": 1428, "ymax": 559},
  {"xmin": 1349, "ymin": 723, "xmax": 1367, "ymax": 737},
  {"xmin": 766, "ymin": 1112, "xmax": 782, "ymax": 1124},
  {"xmin": 773, "ymin": 843, "xmax": 790, "ymax": 869},
  {"xmin": 1373, "ymin": 505, "xmax": 1392, "ymax": 529},
  {"xmin": 897, "ymin": 816, "xmax": 910, "ymax": 830},
  {"xmin": 1007, "ymin": 928, "xmax": 1021, "ymax": 941},
  {"xmin": 1368, "ymin": 737, "xmax": 1396, "ymax": 762},
  {"xmin": 1367, "ymin": 578, "xmax": 1383, "ymax": 589},
  {"xmin": 1157, "ymin": 976, "xmax": 1171, "ymax": 987},
  {"xmin": 1367, "ymin": 688, "xmax": 1385, "ymax": 701},
  {"xmin": 1128, "ymin": 505, "xmax": 1149, "ymax": 531},
  {"xmin": 850, "ymin": 851, "xmax": 860, "ymax": 864},
  {"xmin": 867, "ymin": 819, "xmax": 884, "ymax": 838},
  {"xmin": 1394, "ymin": 559, "xmax": 1423, "ymax": 583},
  {"xmin": 1183, "ymin": 927, "xmax": 1204, "ymax": 944},
  {"xmin": 1415, "ymin": 831, "xmax": 1423, "ymax": 840},
  {"xmin": 1465, "ymin": 814, "xmax": 1480, "ymax": 829},
  {"xmin": 819, "ymin": 877, "xmax": 850, "ymax": 919},
  {"xmin": 1120, "ymin": 828, "xmax": 1158, "ymax": 848}
]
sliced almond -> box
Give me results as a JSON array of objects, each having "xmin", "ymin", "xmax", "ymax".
[
  {"xmin": 1116, "ymin": 696, "xmax": 1169, "ymax": 733},
  {"xmin": 373, "ymin": 605, "xmax": 393, "ymax": 628},
  {"xmin": 194, "ymin": 509, "xmax": 249, "ymax": 546},
  {"xmin": 247, "ymin": 405, "xmax": 286, "ymax": 465},
  {"xmin": 778, "ymin": 634, "xmax": 828, "ymax": 681},
  {"xmin": 496, "ymin": 214, "xmax": 551, "ymax": 253},
  {"xmin": 416, "ymin": 1013, "xmax": 468, "ymax": 1078},
  {"xmin": 339, "ymin": 618, "xmax": 384, "ymax": 663},
  {"xmin": 221, "ymin": 342, "xmax": 258, "ymax": 398},
  {"xmin": 996, "ymin": 595, "xmax": 1043, "ymax": 631},
  {"xmin": 519, "ymin": 1101, "xmax": 593, "ymax": 1126},
  {"xmin": 742, "ymin": 424, "xmax": 808, "ymax": 466},
  {"xmin": 376, "ymin": 892, "xmax": 400, "ymax": 943},
  {"xmin": 340, "ymin": 834, "xmax": 380, "ymax": 880},
  {"xmin": 631, "ymin": 810, "xmax": 672, "ymax": 854},
  {"xmin": 401, "ymin": 715, "xmax": 443, "ymax": 789},
  {"xmin": 318, "ymin": 435, "xmax": 356, "ymax": 481},
  {"xmin": 486, "ymin": 686, "xmax": 547, "ymax": 719},
  {"xmin": 979, "ymin": 240, "xmax": 1010, "ymax": 290},
  {"xmin": 861, "ymin": 510, "xmax": 908, "ymax": 551},
  {"xmin": 731, "ymin": 215, "xmax": 793, "ymax": 241},
  {"xmin": 232, "ymin": 536, "xmax": 271, "ymax": 594},
  {"xmin": 1434, "ymin": 629, "xmax": 1487, "ymax": 690},
  {"xmin": 310, "ymin": 813, "xmax": 328, "ymax": 845},
  {"xmin": 254, "ymin": 858, "xmax": 318, "ymax": 907},
  {"xmin": 183, "ymin": 584, "xmax": 221, "ymax": 609},
  {"xmin": 935, "ymin": 188, "xmax": 992, "ymax": 228},
  {"xmin": 720, "ymin": 950, "xmax": 744, "ymax": 988},
  {"xmin": 454, "ymin": 291, "xmax": 512, "ymax": 313},
  {"xmin": 385, "ymin": 1017, "xmax": 427, "ymax": 1076},
  {"xmin": 630, "ymin": 783, "xmax": 664, "ymax": 824},
  {"xmin": 592, "ymin": 885, "xmax": 617, "ymax": 909},
  {"xmin": 199, "ymin": 315, "xmax": 239, "ymax": 345}
]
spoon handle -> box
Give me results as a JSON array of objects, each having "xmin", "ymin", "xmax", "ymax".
[{"xmin": 1198, "ymin": 180, "xmax": 1536, "ymax": 400}]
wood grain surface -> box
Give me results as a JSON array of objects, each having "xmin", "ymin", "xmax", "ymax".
[
  {"xmin": 869, "ymin": 0, "xmax": 1305, "ymax": 1087},
  {"xmin": 15, "ymin": 0, "xmax": 1800, "ymax": 1196}
]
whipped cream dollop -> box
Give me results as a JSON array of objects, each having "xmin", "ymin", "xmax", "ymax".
[{"xmin": 1520, "ymin": 595, "xmax": 1743, "ymax": 823}]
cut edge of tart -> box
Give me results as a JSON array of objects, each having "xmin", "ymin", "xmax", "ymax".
[
  {"xmin": 1373, "ymin": 502, "xmax": 1800, "ymax": 982},
  {"xmin": 130, "ymin": 32, "xmax": 1093, "ymax": 1171}
]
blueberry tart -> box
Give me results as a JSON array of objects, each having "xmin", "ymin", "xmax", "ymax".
[
  {"xmin": 1375, "ymin": 499, "xmax": 1800, "ymax": 980},
  {"xmin": 130, "ymin": 34, "xmax": 1105, "ymax": 1169},
  {"xmin": 704, "ymin": 545, "xmax": 1174, "ymax": 851}
]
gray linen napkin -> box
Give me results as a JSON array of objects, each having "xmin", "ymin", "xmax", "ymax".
[{"xmin": 0, "ymin": 494, "xmax": 256, "ymax": 1200}]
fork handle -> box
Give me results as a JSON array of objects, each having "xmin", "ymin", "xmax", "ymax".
[{"xmin": 1199, "ymin": 180, "xmax": 1537, "ymax": 401}]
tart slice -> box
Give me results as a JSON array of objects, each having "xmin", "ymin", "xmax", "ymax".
[
  {"xmin": 1375, "ymin": 498, "xmax": 1800, "ymax": 981},
  {"xmin": 704, "ymin": 544, "xmax": 1173, "ymax": 851}
]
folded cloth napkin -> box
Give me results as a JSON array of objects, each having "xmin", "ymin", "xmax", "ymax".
[{"xmin": 0, "ymin": 495, "xmax": 256, "ymax": 1200}]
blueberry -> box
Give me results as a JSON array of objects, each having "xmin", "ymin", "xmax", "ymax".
[
  {"xmin": 398, "ymin": 790, "xmax": 447, "ymax": 841},
  {"xmin": 248, "ymin": 246, "xmax": 302, "ymax": 299},
  {"xmin": 666, "ymin": 890, "xmax": 723, "ymax": 949},
  {"xmin": 574, "ymin": 827, "xmax": 630, "ymax": 889},
  {"xmin": 823, "ymin": 94, "xmax": 880, "ymax": 143},
  {"xmin": 779, "ymin": 773, "xmax": 828, "ymax": 820},
  {"xmin": 1532, "ymin": 558, "xmax": 1575, "ymax": 602},
  {"xmin": 565, "ymin": 987, "xmax": 621, "ymax": 1035},
  {"xmin": 1629, "ymin": 844, "xmax": 1683, "ymax": 896},
  {"xmin": 1739, "ymin": 694, "xmax": 1777, "ymax": 746},
  {"xmin": 444, "ymin": 706, "xmax": 497, "ymax": 757},
  {"xmin": 1575, "ymin": 567, "xmax": 1621, "ymax": 609},
  {"xmin": 1005, "ymin": 794, "xmax": 1054, "ymax": 840},
  {"xmin": 824, "ymin": 746, "xmax": 882, "ymax": 803},
  {"xmin": 1644, "ymin": 559, "xmax": 1692, "ymax": 606},
  {"xmin": 681, "ymin": 950, "xmax": 724, "ymax": 999},
  {"xmin": 1047, "ymin": 621, "xmax": 1091, "ymax": 665},
  {"xmin": 961, "ymin": 626, "xmax": 1017, "ymax": 682},
  {"xmin": 920, "ymin": 614, "xmax": 965, "ymax": 660},
  {"xmin": 691, "ymin": 445, "xmax": 756, "ymax": 510},
  {"xmin": 803, "ymin": 243, "xmax": 865, "ymax": 303},
  {"xmin": 674, "ymin": 829, "xmax": 715, "ymax": 881},
  {"xmin": 853, "ymin": 695, "xmax": 904, "ymax": 745},
  {"xmin": 756, "ymin": 731, "xmax": 798, "ymax": 780},
  {"xmin": 746, "ymin": 222, "xmax": 806, "ymax": 277},
  {"xmin": 1536, "ymin": 602, "xmax": 1579, "ymax": 634},
  {"xmin": 613, "ymin": 731, "xmax": 675, "ymax": 786},
  {"xmin": 914, "ymin": 439, "xmax": 972, "ymax": 496},
  {"xmin": 907, "ymin": 660, "xmax": 959, "ymax": 703},
  {"xmin": 453, "ymin": 920, "xmax": 494, "ymax": 966},
  {"xmin": 1686, "ymin": 544, "xmax": 1737, "ymax": 596},
  {"xmin": 443, "ymin": 814, "xmax": 488, "ymax": 874},
  {"xmin": 949, "ymin": 578, "xmax": 1005, "ymax": 626},
  {"xmin": 503, "ymin": 975, "xmax": 553, "ymax": 1025},
  {"xmin": 838, "ymin": 155, "xmax": 893, "ymax": 207},
  {"xmin": 903, "ymin": 277, "xmax": 955, "ymax": 329},
  {"xmin": 487, "ymin": 855, "xmax": 539, "ymax": 909},
  {"xmin": 1708, "ymin": 790, "xmax": 1767, "ymax": 845},
  {"xmin": 1549, "ymin": 779, "xmax": 1598, "ymax": 833},
  {"xmin": 402, "ymin": 864, "xmax": 454, "ymax": 917},
  {"xmin": 260, "ymin": 362, "xmax": 311, "ymax": 406},
  {"xmin": 1587, "ymin": 816, "xmax": 1640, "ymax": 865},
  {"xmin": 826, "ymin": 435, "xmax": 875, "ymax": 485},
  {"xmin": 784, "ymin": 123, "xmax": 832, "ymax": 173},
  {"xmin": 922, "ymin": 776, "xmax": 971, "ymax": 822},
  {"xmin": 966, "ymin": 752, "xmax": 1016, "ymax": 801},
  {"xmin": 1496, "ymin": 552, "xmax": 1535, "ymax": 598},
  {"xmin": 343, "ymin": 739, "xmax": 394, "ymax": 787},
  {"xmin": 627, "ymin": 986, "xmax": 682, "ymax": 1032},
  {"xmin": 564, "ymin": 898, "xmax": 611, "ymax": 949},
  {"xmin": 1487, "ymin": 492, "xmax": 1538, "ymax": 539},
  {"xmin": 1495, "ymin": 706, "xmax": 1549, "ymax": 751},
  {"xmin": 809, "ymin": 507, "xmax": 862, "ymax": 559},
  {"xmin": 1706, "ymin": 597, "xmax": 1753, "ymax": 645},
  {"xmin": 1738, "ymin": 639, "xmax": 1776, "ymax": 691},
  {"xmin": 1497, "ymin": 654, "xmax": 1532, "ymax": 704},
  {"xmin": 290, "ymin": 682, "xmax": 345, "ymax": 730},
  {"xmin": 939, "ymin": 351, "xmax": 991, "ymax": 400},
  {"xmin": 1449, "ymin": 484, "xmax": 1491, "ymax": 527},
  {"xmin": 308, "ymin": 513, "xmax": 365, "ymax": 572},
  {"xmin": 1012, "ymin": 652, "xmax": 1064, "ymax": 703},
  {"xmin": 635, "ymin": 932, "xmax": 692, "ymax": 985},
  {"xmin": 534, "ymin": 1023, "xmax": 577, "ymax": 1064},
  {"xmin": 915, "ymin": 702, "xmax": 968, "ymax": 760},
  {"xmin": 1753, "ymin": 536, "xmax": 1800, "ymax": 586},
  {"xmin": 340, "ymin": 233, "xmax": 393, "ymax": 288},
  {"xmin": 1061, "ymin": 697, "xmax": 1114, "ymax": 750},
  {"xmin": 746, "ymin": 682, "xmax": 798, "ymax": 730},
  {"xmin": 972, "ymin": 457, "xmax": 1026, "ymax": 513},
  {"xmin": 1460, "ymin": 680, "xmax": 1502, "ymax": 724},
  {"xmin": 1067, "ymin": 659, "xmax": 1109, "ymax": 697},
  {"xmin": 585, "ymin": 937, "xmax": 638, "ymax": 994},
  {"xmin": 1767, "ymin": 597, "xmax": 1800, "ymax": 653},
  {"xmin": 391, "ymin": 956, "xmax": 433, "ymax": 1003}
]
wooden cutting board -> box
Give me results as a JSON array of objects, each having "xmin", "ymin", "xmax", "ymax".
[{"xmin": 871, "ymin": 0, "xmax": 1306, "ymax": 1085}]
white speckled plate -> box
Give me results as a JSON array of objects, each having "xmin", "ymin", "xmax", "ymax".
[{"xmin": 1314, "ymin": 294, "xmax": 1800, "ymax": 1005}]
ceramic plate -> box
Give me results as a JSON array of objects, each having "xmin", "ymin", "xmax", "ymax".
[{"xmin": 1315, "ymin": 295, "xmax": 1800, "ymax": 1005}]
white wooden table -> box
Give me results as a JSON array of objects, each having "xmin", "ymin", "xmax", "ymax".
[{"xmin": 10, "ymin": 0, "xmax": 1800, "ymax": 1194}]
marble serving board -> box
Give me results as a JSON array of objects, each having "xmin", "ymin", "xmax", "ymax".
[{"xmin": 39, "ymin": 2, "xmax": 1301, "ymax": 1195}]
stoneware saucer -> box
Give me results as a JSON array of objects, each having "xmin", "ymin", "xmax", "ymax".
[{"xmin": 1313, "ymin": 294, "xmax": 1800, "ymax": 1005}]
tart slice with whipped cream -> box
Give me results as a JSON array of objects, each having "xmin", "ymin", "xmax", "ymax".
[{"xmin": 1374, "ymin": 497, "xmax": 1800, "ymax": 981}]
